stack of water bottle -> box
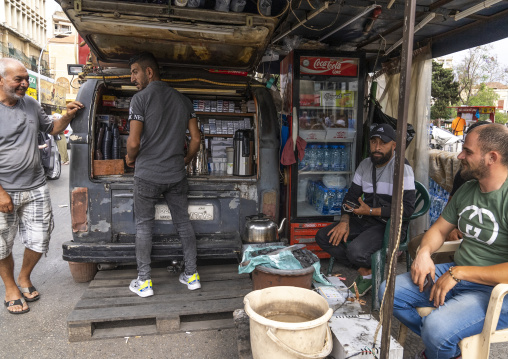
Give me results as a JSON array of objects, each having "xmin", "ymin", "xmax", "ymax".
[
  {"xmin": 298, "ymin": 144, "xmax": 349, "ymax": 172},
  {"xmin": 306, "ymin": 179, "xmax": 346, "ymax": 215},
  {"xmin": 428, "ymin": 178, "xmax": 450, "ymax": 226}
]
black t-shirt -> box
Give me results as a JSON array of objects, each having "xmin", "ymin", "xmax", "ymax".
[{"xmin": 450, "ymin": 169, "xmax": 467, "ymax": 197}]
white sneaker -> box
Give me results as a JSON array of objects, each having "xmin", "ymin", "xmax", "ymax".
[
  {"xmin": 179, "ymin": 272, "xmax": 201, "ymax": 290},
  {"xmin": 129, "ymin": 278, "xmax": 154, "ymax": 297}
]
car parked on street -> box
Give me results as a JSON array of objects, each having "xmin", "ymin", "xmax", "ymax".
[{"xmin": 38, "ymin": 131, "xmax": 61, "ymax": 180}]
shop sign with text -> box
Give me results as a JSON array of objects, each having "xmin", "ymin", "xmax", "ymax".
[{"xmin": 300, "ymin": 57, "xmax": 358, "ymax": 76}]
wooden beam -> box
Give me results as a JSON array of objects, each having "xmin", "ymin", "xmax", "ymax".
[{"xmin": 380, "ymin": 0, "xmax": 416, "ymax": 358}]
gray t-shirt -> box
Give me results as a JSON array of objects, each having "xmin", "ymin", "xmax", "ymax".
[
  {"xmin": 0, "ymin": 96, "xmax": 54, "ymax": 191},
  {"xmin": 128, "ymin": 81, "xmax": 195, "ymax": 184}
]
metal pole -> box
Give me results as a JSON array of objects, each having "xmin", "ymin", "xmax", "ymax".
[
  {"xmin": 37, "ymin": 41, "xmax": 47, "ymax": 104},
  {"xmin": 380, "ymin": 0, "xmax": 416, "ymax": 358}
]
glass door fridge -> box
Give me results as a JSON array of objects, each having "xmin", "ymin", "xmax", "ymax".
[{"xmin": 280, "ymin": 50, "xmax": 365, "ymax": 257}]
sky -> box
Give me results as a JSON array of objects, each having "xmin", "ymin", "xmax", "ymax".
[{"xmin": 450, "ymin": 37, "xmax": 508, "ymax": 71}]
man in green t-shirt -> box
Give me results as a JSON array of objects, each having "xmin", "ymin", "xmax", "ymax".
[{"xmin": 380, "ymin": 123, "xmax": 508, "ymax": 359}]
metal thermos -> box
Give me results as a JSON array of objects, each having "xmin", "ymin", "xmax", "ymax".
[
  {"xmin": 233, "ymin": 129, "xmax": 254, "ymax": 176},
  {"xmin": 187, "ymin": 131, "xmax": 208, "ymax": 176}
]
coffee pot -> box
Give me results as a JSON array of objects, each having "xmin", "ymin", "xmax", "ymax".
[{"xmin": 233, "ymin": 129, "xmax": 254, "ymax": 176}]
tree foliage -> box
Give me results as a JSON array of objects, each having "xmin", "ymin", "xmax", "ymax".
[
  {"xmin": 495, "ymin": 111, "xmax": 508, "ymax": 124},
  {"xmin": 430, "ymin": 61, "xmax": 460, "ymax": 120},
  {"xmin": 468, "ymin": 83, "xmax": 499, "ymax": 107},
  {"xmin": 455, "ymin": 45, "xmax": 508, "ymax": 105}
]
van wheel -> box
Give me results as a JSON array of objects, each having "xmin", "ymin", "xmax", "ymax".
[
  {"xmin": 68, "ymin": 262, "xmax": 98, "ymax": 283},
  {"xmin": 48, "ymin": 153, "xmax": 61, "ymax": 180}
]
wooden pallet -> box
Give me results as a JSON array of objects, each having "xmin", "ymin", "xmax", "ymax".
[{"xmin": 67, "ymin": 264, "xmax": 252, "ymax": 342}]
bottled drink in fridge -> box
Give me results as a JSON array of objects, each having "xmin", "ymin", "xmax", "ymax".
[
  {"xmin": 299, "ymin": 145, "xmax": 310, "ymax": 171},
  {"xmin": 342, "ymin": 144, "xmax": 350, "ymax": 171},
  {"xmin": 337, "ymin": 145, "xmax": 345, "ymax": 171},
  {"xmin": 321, "ymin": 188, "xmax": 330, "ymax": 215},
  {"xmin": 322, "ymin": 145, "xmax": 330, "ymax": 171},
  {"xmin": 308, "ymin": 145, "xmax": 317, "ymax": 171},
  {"xmin": 315, "ymin": 145, "xmax": 323, "ymax": 171},
  {"xmin": 330, "ymin": 145, "xmax": 340, "ymax": 171}
]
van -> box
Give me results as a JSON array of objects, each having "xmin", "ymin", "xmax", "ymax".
[{"xmin": 59, "ymin": 1, "xmax": 282, "ymax": 279}]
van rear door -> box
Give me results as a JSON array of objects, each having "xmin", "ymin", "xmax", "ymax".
[{"xmin": 58, "ymin": 0, "xmax": 278, "ymax": 70}]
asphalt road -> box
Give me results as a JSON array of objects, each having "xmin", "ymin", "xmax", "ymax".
[
  {"xmin": 3, "ymin": 160, "xmax": 508, "ymax": 359},
  {"xmin": 1, "ymin": 161, "xmax": 238, "ymax": 359}
]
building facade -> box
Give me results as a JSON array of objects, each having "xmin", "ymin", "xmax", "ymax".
[{"xmin": 0, "ymin": 0, "xmax": 49, "ymax": 75}]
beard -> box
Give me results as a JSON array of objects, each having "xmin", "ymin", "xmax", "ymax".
[
  {"xmin": 371, "ymin": 150, "xmax": 392, "ymax": 166},
  {"xmin": 460, "ymin": 157, "xmax": 488, "ymax": 181},
  {"xmin": 3, "ymin": 82, "xmax": 25, "ymax": 100}
]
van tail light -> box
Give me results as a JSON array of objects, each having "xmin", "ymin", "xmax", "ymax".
[
  {"xmin": 64, "ymin": 130, "xmax": 70, "ymax": 135},
  {"xmin": 71, "ymin": 187, "xmax": 88, "ymax": 232}
]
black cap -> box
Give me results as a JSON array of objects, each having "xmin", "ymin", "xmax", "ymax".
[{"xmin": 370, "ymin": 123, "xmax": 396, "ymax": 143}]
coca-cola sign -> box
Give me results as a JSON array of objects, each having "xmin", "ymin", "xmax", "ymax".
[{"xmin": 300, "ymin": 57, "xmax": 358, "ymax": 76}]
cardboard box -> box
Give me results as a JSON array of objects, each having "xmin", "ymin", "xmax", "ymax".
[
  {"xmin": 93, "ymin": 159, "xmax": 125, "ymax": 176},
  {"xmin": 299, "ymin": 130, "xmax": 326, "ymax": 141},
  {"xmin": 326, "ymin": 129, "xmax": 356, "ymax": 140}
]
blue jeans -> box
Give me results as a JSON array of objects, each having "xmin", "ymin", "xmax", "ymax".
[
  {"xmin": 134, "ymin": 177, "xmax": 197, "ymax": 280},
  {"xmin": 380, "ymin": 263, "xmax": 508, "ymax": 359}
]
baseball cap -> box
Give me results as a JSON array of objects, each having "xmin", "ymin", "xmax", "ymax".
[{"xmin": 370, "ymin": 123, "xmax": 396, "ymax": 143}]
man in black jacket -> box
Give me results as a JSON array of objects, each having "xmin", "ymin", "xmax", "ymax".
[{"xmin": 315, "ymin": 124, "xmax": 416, "ymax": 296}]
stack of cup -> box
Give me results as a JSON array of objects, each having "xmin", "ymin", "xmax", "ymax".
[{"xmin": 226, "ymin": 147, "xmax": 234, "ymax": 175}]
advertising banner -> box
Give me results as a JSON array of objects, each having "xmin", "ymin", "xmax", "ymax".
[
  {"xmin": 40, "ymin": 79, "xmax": 66, "ymax": 107},
  {"xmin": 300, "ymin": 57, "xmax": 358, "ymax": 76}
]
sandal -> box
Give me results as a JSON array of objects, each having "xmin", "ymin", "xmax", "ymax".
[
  {"xmin": 4, "ymin": 298, "xmax": 30, "ymax": 315},
  {"xmin": 20, "ymin": 286, "xmax": 40, "ymax": 302}
]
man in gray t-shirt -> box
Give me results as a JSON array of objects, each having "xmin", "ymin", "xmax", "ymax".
[
  {"xmin": 0, "ymin": 58, "xmax": 83, "ymax": 314},
  {"xmin": 125, "ymin": 52, "xmax": 201, "ymax": 297}
]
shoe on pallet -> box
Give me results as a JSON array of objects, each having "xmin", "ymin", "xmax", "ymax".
[
  {"xmin": 129, "ymin": 278, "xmax": 154, "ymax": 297},
  {"xmin": 350, "ymin": 275, "xmax": 372, "ymax": 297},
  {"xmin": 179, "ymin": 272, "xmax": 201, "ymax": 290}
]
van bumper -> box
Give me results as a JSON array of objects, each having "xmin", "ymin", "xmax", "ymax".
[{"xmin": 62, "ymin": 239, "xmax": 241, "ymax": 263}]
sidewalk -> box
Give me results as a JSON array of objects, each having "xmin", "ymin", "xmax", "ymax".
[{"xmin": 324, "ymin": 257, "xmax": 508, "ymax": 358}]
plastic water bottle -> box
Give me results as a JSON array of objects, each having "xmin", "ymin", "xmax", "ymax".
[
  {"xmin": 309, "ymin": 145, "xmax": 317, "ymax": 171},
  {"xmin": 299, "ymin": 145, "xmax": 310, "ymax": 171},
  {"xmin": 314, "ymin": 185, "xmax": 323, "ymax": 212},
  {"xmin": 342, "ymin": 145, "xmax": 350, "ymax": 171},
  {"xmin": 315, "ymin": 145, "xmax": 323, "ymax": 171},
  {"xmin": 337, "ymin": 189, "xmax": 344, "ymax": 210},
  {"xmin": 330, "ymin": 145, "xmax": 340, "ymax": 171},
  {"xmin": 322, "ymin": 188, "xmax": 330, "ymax": 215},
  {"xmin": 337, "ymin": 145, "xmax": 345, "ymax": 171},
  {"xmin": 322, "ymin": 145, "xmax": 331, "ymax": 171}
]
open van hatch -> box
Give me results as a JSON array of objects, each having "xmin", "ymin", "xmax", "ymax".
[{"xmin": 58, "ymin": 0, "xmax": 279, "ymax": 70}]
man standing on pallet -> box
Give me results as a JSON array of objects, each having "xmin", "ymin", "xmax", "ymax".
[
  {"xmin": 383, "ymin": 124, "xmax": 508, "ymax": 359},
  {"xmin": 315, "ymin": 123, "xmax": 416, "ymax": 296},
  {"xmin": 0, "ymin": 58, "xmax": 83, "ymax": 314},
  {"xmin": 125, "ymin": 52, "xmax": 201, "ymax": 297}
]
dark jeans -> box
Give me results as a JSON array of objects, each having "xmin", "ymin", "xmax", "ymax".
[
  {"xmin": 134, "ymin": 176, "xmax": 197, "ymax": 280},
  {"xmin": 315, "ymin": 216, "xmax": 388, "ymax": 269}
]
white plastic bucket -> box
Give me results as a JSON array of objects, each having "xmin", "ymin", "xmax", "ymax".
[{"xmin": 244, "ymin": 286, "xmax": 333, "ymax": 359}]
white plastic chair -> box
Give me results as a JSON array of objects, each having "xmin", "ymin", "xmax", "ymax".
[{"xmin": 398, "ymin": 241, "xmax": 508, "ymax": 358}]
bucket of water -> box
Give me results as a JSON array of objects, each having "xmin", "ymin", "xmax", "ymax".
[{"xmin": 244, "ymin": 286, "xmax": 333, "ymax": 358}]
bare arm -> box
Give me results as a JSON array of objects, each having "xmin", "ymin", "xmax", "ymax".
[
  {"xmin": 0, "ymin": 185, "xmax": 13, "ymax": 213},
  {"xmin": 125, "ymin": 120, "xmax": 143, "ymax": 167},
  {"xmin": 412, "ymin": 216, "xmax": 455, "ymax": 290},
  {"xmin": 184, "ymin": 117, "xmax": 200, "ymax": 165},
  {"xmin": 49, "ymin": 101, "xmax": 84, "ymax": 135},
  {"xmin": 452, "ymin": 263, "xmax": 508, "ymax": 286}
]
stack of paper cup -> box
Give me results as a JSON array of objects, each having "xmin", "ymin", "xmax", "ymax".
[{"xmin": 226, "ymin": 147, "xmax": 234, "ymax": 175}]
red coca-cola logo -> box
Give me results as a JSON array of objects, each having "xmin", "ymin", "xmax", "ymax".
[
  {"xmin": 300, "ymin": 57, "xmax": 358, "ymax": 76},
  {"xmin": 313, "ymin": 59, "xmax": 343, "ymax": 71}
]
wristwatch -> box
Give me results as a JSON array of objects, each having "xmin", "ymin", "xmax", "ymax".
[{"xmin": 369, "ymin": 208, "xmax": 373, "ymax": 215}]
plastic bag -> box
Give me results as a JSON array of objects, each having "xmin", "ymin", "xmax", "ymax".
[
  {"xmin": 238, "ymin": 245, "xmax": 332, "ymax": 285},
  {"xmin": 373, "ymin": 104, "xmax": 416, "ymax": 147}
]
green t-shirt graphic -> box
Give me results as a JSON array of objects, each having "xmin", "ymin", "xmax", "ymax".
[{"xmin": 442, "ymin": 179, "xmax": 508, "ymax": 267}]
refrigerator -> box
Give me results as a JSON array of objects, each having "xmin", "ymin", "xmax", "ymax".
[{"xmin": 280, "ymin": 50, "xmax": 366, "ymax": 258}]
